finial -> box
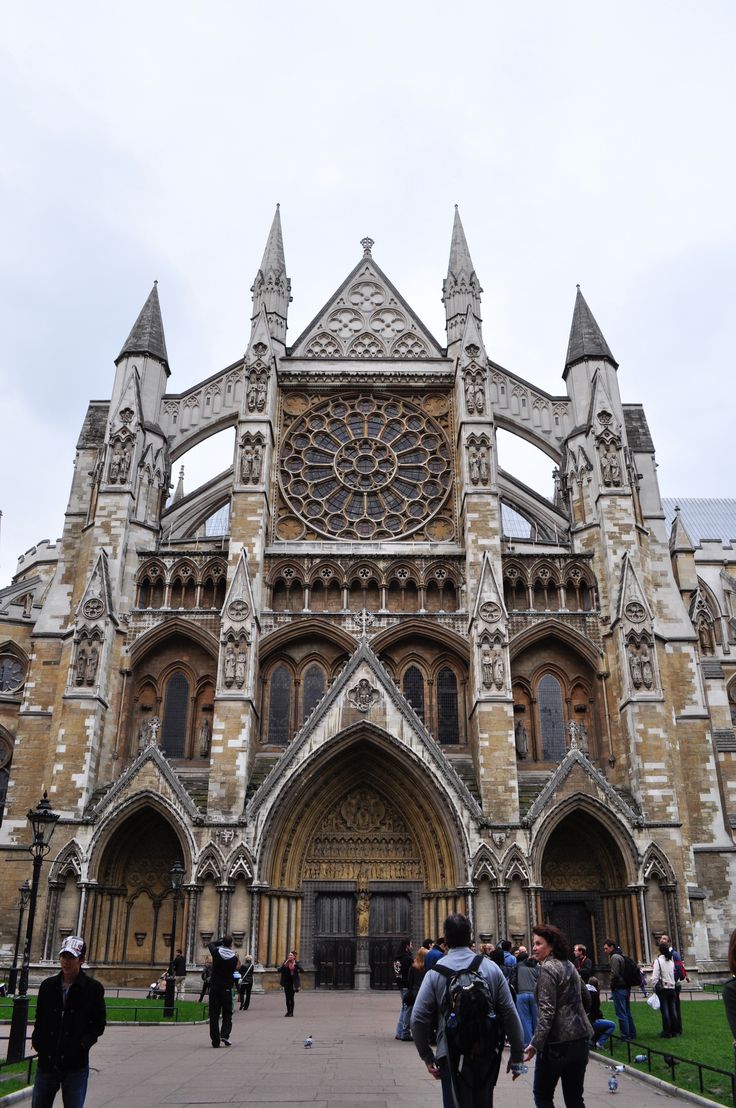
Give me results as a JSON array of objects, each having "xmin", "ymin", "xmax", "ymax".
[
  {"xmin": 674, "ymin": 503, "xmax": 680, "ymax": 513},
  {"xmin": 576, "ymin": 283, "xmax": 580, "ymax": 290},
  {"xmin": 360, "ymin": 236, "xmax": 374, "ymax": 258},
  {"xmin": 179, "ymin": 465, "xmax": 185, "ymax": 480}
]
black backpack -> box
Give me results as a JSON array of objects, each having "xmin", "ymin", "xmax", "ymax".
[
  {"xmin": 620, "ymin": 954, "xmax": 641, "ymax": 988},
  {"xmin": 434, "ymin": 955, "xmax": 502, "ymax": 1067}
]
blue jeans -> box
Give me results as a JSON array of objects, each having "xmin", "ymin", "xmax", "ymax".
[
  {"xmin": 396, "ymin": 991, "xmax": 411, "ymax": 1039},
  {"xmin": 612, "ymin": 987, "xmax": 636, "ymax": 1039},
  {"xmin": 593, "ymin": 1018, "xmax": 616, "ymax": 1047},
  {"xmin": 516, "ymin": 991, "xmax": 538, "ymax": 1045},
  {"xmin": 32, "ymin": 1066, "xmax": 89, "ymax": 1108}
]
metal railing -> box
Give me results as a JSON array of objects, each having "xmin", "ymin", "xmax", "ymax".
[
  {"xmin": 0, "ymin": 1052, "xmax": 36, "ymax": 1090},
  {"xmin": 599, "ymin": 1034, "xmax": 736, "ymax": 1105}
]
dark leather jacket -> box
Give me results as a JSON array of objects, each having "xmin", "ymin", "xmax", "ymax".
[{"xmin": 32, "ymin": 970, "xmax": 106, "ymax": 1073}]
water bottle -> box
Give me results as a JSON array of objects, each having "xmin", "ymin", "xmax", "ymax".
[
  {"xmin": 446, "ymin": 1012, "xmax": 457, "ymax": 1031},
  {"xmin": 608, "ymin": 1072, "xmax": 618, "ymax": 1093},
  {"xmin": 510, "ymin": 1063, "xmax": 529, "ymax": 1076},
  {"xmin": 634, "ymin": 1054, "xmax": 647, "ymax": 1063}
]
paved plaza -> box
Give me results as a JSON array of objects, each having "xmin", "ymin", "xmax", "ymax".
[{"xmin": 68, "ymin": 990, "xmax": 690, "ymax": 1108}]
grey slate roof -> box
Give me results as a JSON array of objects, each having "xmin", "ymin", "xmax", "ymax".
[
  {"xmin": 623, "ymin": 406, "xmax": 655, "ymax": 452},
  {"xmin": 76, "ymin": 401, "xmax": 110, "ymax": 449},
  {"xmin": 116, "ymin": 283, "xmax": 168, "ymax": 368},
  {"xmin": 662, "ymin": 498, "xmax": 736, "ymax": 546},
  {"xmin": 565, "ymin": 287, "xmax": 617, "ymax": 369}
]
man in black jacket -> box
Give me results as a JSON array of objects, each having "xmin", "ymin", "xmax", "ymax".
[
  {"xmin": 208, "ymin": 936, "xmax": 239, "ymax": 1047},
  {"xmin": 31, "ymin": 935, "xmax": 105, "ymax": 1107}
]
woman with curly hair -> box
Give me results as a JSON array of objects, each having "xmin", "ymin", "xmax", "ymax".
[{"xmin": 523, "ymin": 923, "xmax": 593, "ymax": 1108}]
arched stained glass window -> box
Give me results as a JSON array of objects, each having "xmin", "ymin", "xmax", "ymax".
[
  {"xmin": 437, "ymin": 667, "xmax": 459, "ymax": 744},
  {"xmin": 302, "ymin": 664, "xmax": 325, "ymax": 721},
  {"xmin": 402, "ymin": 666, "xmax": 425, "ymax": 722},
  {"xmin": 269, "ymin": 665, "xmax": 292, "ymax": 744},
  {"xmin": 161, "ymin": 672, "xmax": 190, "ymax": 757},
  {"xmin": 538, "ymin": 674, "xmax": 565, "ymax": 761}
]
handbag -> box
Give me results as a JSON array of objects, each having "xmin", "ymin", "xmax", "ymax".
[{"xmin": 646, "ymin": 992, "xmax": 661, "ymax": 1010}]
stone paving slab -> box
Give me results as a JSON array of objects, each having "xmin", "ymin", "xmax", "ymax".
[{"xmin": 76, "ymin": 990, "xmax": 694, "ymax": 1107}]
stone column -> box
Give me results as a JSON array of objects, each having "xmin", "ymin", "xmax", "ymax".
[{"xmin": 184, "ymin": 885, "xmax": 200, "ymax": 963}]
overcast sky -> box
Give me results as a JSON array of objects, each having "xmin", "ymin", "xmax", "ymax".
[{"xmin": 1, "ymin": 1, "xmax": 734, "ymax": 586}]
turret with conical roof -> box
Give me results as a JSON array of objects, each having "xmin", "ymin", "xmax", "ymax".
[
  {"xmin": 442, "ymin": 206, "xmax": 482, "ymax": 347},
  {"xmin": 251, "ymin": 205, "xmax": 291, "ymax": 345},
  {"xmin": 111, "ymin": 282, "xmax": 170, "ymax": 427},
  {"xmin": 564, "ymin": 286, "xmax": 617, "ymax": 374}
]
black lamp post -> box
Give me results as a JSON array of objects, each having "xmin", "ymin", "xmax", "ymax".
[
  {"xmin": 163, "ymin": 860, "xmax": 184, "ymax": 1019},
  {"xmin": 7, "ymin": 792, "xmax": 60, "ymax": 1063},
  {"xmin": 8, "ymin": 880, "xmax": 31, "ymax": 995}
]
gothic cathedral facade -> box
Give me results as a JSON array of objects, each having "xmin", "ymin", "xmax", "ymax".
[{"xmin": 1, "ymin": 209, "xmax": 735, "ymax": 986}]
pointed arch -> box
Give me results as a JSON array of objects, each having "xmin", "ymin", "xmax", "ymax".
[
  {"xmin": 49, "ymin": 839, "xmax": 84, "ymax": 882},
  {"xmin": 87, "ymin": 791, "xmax": 196, "ymax": 881},
  {"xmin": 529, "ymin": 793, "xmax": 639, "ymax": 885},
  {"xmin": 128, "ymin": 617, "xmax": 219, "ymax": 667},
  {"xmin": 471, "ymin": 844, "xmax": 499, "ymax": 883},
  {"xmin": 641, "ymin": 843, "xmax": 677, "ymax": 885},
  {"xmin": 195, "ymin": 844, "xmax": 225, "ymax": 883},
  {"xmin": 509, "ymin": 618, "xmax": 603, "ymax": 670},
  {"xmin": 501, "ymin": 844, "xmax": 531, "ymax": 884}
]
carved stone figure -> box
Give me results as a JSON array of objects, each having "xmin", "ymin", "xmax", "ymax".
[
  {"xmin": 235, "ymin": 649, "xmax": 247, "ymax": 689},
  {"xmin": 515, "ymin": 721, "xmax": 529, "ymax": 759},
  {"xmin": 75, "ymin": 646, "xmax": 88, "ymax": 686},
  {"xmin": 224, "ymin": 643, "xmax": 237, "ymax": 687},
  {"xmin": 85, "ymin": 643, "xmax": 99, "ymax": 686},
  {"xmin": 492, "ymin": 645, "xmax": 505, "ymax": 690},
  {"xmin": 348, "ymin": 678, "xmax": 379, "ymax": 712},
  {"xmin": 628, "ymin": 645, "xmax": 643, "ymax": 688},
  {"xmin": 199, "ymin": 716, "xmax": 211, "ymax": 757},
  {"xmin": 356, "ymin": 892, "xmax": 370, "ymax": 936},
  {"xmin": 641, "ymin": 644, "xmax": 654, "ymax": 689},
  {"xmin": 600, "ymin": 449, "xmax": 612, "ymax": 486},
  {"xmin": 609, "ymin": 450, "xmax": 621, "ymax": 485},
  {"xmin": 469, "ymin": 446, "xmax": 480, "ymax": 485},
  {"xmin": 479, "ymin": 446, "xmax": 490, "ymax": 484},
  {"xmin": 118, "ymin": 445, "xmax": 131, "ymax": 483},
  {"xmin": 138, "ymin": 718, "xmax": 150, "ymax": 751},
  {"xmin": 252, "ymin": 441, "xmax": 263, "ymax": 481},
  {"xmin": 149, "ymin": 716, "xmax": 161, "ymax": 745},
  {"xmin": 474, "ymin": 376, "xmax": 485, "ymax": 414},
  {"xmin": 481, "ymin": 642, "xmax": 493, "ymax": 689},
  {"xmin": 240, "ymin": 445, "xmax": 254, "ymax": 484},
  {"xmin": 465, "ymin": 374, "xmax": 476, "ymax": 414}
]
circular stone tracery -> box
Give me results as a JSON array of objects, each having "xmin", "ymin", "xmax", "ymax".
[{"xmin": 280, "ymin": 395, "xmax": 452, "ymax": 540}]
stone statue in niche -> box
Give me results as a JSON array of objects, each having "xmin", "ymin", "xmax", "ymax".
[
  {"xmin": 148, "ymin": 716, "xmax": 161, "ymax": 745},
  {"xmin": 75, "ymin": 645, "xmax": 88, "ymax": 686},
  {"xmin": 492, "ymin": 644, "xmax": 505, "ymax": 690},
  {"xmin": 118, "ymin": 445, "xmax": 131, "ymax": 483},
  {"xmin": 480, "ymin": 643, "xmax": 493, "ymax": 689},
  {"xmin": 356, "ymin": 891, "xmax": 370, "ymax": 936},
  {"xmin": 138, "ymin": 718, "xmax": 150, "ymax": 751},
  {"xmin": 85, "ymin": 643, "xmax": 99, "ymax": 686},
  {"xmin": 628, "ymin": 644, "xmax": 643, "ymax": 689},
  {"xmin": 464, "ymin": 374, "xmax": 477, "ymax": 414},
  {"xmin": 240, "ymin": 444, "xmax": 254, "ymax": 484},
  {"xmin": 600, "ymin": 449, "xmax": 612, "ymax": 486},
  {"xmin": 199, "ymin": 716, "xmax": 211, "ymax": 757},
  {"xmin": 235, "ymin": 648, "xmax": 247, "ymax": 689},
  {"xmin": 515, "ymin": 721, "xmax": 529, "ymax": 759},
  {"xmin": 609, "ymin": 450, "xmax": 621, "ymax": 485},
  {"xmin": 479, "ymin": 446, "xmax": 490, "ymax": 484},
  {"xmin": 224, "ymin": 643, "xmax": 237, "ymax": 687},
  {"xmin": 640, "ymin": 644, "xmax": 654, "ymax": 689},
  {"xmin": 348, "ymin": 678, "xmax": 380, "ymax": 712},
  {"xmin": 698, "ymin": 620, "xmax": 714, "ymax": 656},
  {"xmin": 469, "ymin": 446, "xmax": 481, "ymax": 485}
]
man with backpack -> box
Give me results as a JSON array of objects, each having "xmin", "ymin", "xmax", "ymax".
[
  {"xmin": 603, "ymin": 939, "xmax": 638, "ymax": 1041},
  {"xmin": 411, "ymin": 913, "xmax": 525, "ymax": 1107},
  {"xmin": 660, "ymin": 934, "xmax": 687, "ymax": 1034}
]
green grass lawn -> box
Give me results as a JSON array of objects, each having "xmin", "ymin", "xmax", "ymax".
[
  {"xmin": 0, "ymin": 996, "xmax": 208, "ymax": 1025},
  {"xmin": 599, "ymin": 997, "xmax": 736, "ymax": 1106},
  {"xmin": 0, "ymin": 1057, "xmax": 37, "ymax": 1098}
]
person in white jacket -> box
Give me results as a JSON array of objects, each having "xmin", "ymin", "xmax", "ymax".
[{"xmin": 651, "ymin": 942, "xmax": 678, "ymax": 1038}]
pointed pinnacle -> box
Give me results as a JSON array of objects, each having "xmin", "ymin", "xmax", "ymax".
[
  {"xmin": 259, "ymin": 204, "xmax": 287, "ymax": 276},
  {"xmin": 116, "ymin": 283, "xmax": 169, "ymax": 367},
  {"xmin": 448, "ymin": 205, "xmax": 476, "ymax": 277},
  {"xmin": 565, "ymin": 287, "xmax": 617, "ymax": 369}
]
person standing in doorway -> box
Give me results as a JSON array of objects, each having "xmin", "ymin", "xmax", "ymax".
[
  {"xmin": 279, "ymin": 951, "xmax": 303, "ymax": 1016},
  {"xmin": 173, "ymin": 948, "xmax": 187, "ymax": 1001},
  {"xmin": 238, "ymin": 955, "xmax": 254, "ymax": 1010},
  {"xmin": 603, "ymin": 939, "xmax": 637, "ymax": 1041},
  {"xmin": 31, "ymin": 936, "xmax": 106, "ymax": 1108},
  {"xmin": 207, "ymin": 936, "xmax": 239, "ymax": 1047}
]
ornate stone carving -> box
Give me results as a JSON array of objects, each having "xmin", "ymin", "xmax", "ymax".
[
  {"xmin": 481, "ymin": 642, "xmax": 493, "ymax": 689},
  {"xmin": 480, "ymin": 601, "xmax": 502, "ymax": 624},
  {"xmin": 627, "ymin": 635, "xmax": 656, "ymax": 692},
  {"xmin": 198, "ymin": 716, "xmax": 211, "ymax": 758},
  {"xmin": 492, "ymin": 645, "xmax": 505, "ymax": 690},
  {"xmin": 347, "ymin": 678, "xmax": 380, "ymax": 712},
  {"xmin": 467, "ymin": 434, "xmax": 491, "ymax": 486},
  {"xmin": 246, "ymin": 368, "xmax": 268, "ymax": 413},
  {"xmin": 82, "ymin": 598, "xmax": 104, "ymax": 620},
  {"xmin": 227, "ymin": 600, "xmax": 249, "ymax": 622},
  {"xmin": 301, "ymin": 787, "xmax": 420, "ymax": 881},
  {"xmin": 625, "ymin": 601, "xmax": 646, "ymax": 623},
  {"xmin": 108, "ymin": 434, "xmax": 133, "ymax": 485},
  {"xmin": 463, "ymin": 368, "xmax": 486, "ymax": 415},
  {"xmin": 239, "ymin": 433, "xmax": 264, "ymax": 485},
  {"xmin": 515, "ymin": 721, "xmax": 529, "ymax": 759},
  {"xmin": 224, "ymin": 643, "xmax": 237, "ymax": 687}
]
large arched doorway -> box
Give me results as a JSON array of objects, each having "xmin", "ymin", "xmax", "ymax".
[
  {"xmin": 539, "ymin": 809, "xmax": 639, "ymax": 965},
  {"xmin": 88, "ymin": 807, "xmax": 185, "ymax": 967},
  {"xmin": 257, "ymin": 733, "xmax": 467, "ymax": 988}
]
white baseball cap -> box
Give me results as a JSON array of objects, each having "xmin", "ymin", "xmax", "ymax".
[{"xmin": 59, "ymin": 936, "xmax": 85, "ymax": 958}]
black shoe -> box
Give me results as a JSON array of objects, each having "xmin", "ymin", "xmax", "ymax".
[
  {"xmin": 221, "ymin": 1038, "xmax": 231, "ymax": 1046},
  {"xmin": 212, "ymin": 1043, "xmax": 220, "ymax": 1048}
]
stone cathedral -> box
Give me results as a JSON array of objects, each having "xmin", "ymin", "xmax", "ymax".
[{"xmin": 1, "ymin": 208, "xmax": 735, "ymax": 988}]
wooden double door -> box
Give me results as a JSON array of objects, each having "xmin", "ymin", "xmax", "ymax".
[{"xmin": 313, "ymin": 890, "xmax": 411, "ymax": 990}]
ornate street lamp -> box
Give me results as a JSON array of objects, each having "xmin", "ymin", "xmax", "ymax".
[
  {"xmin": 8, "ymin": 881, "xmax": 31, "ymax": 995},
  {"xmin": 163, "ymin": 860, "xmax": 185, "ymax": 1019},
  {"xmin": 7, "ymin": 792, "xmax": 60, "ymax": 1062}
]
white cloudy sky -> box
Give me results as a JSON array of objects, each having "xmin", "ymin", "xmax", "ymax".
[{"xmin": 1, "ymin": 1, "xmax": 734, "ymax": 585}]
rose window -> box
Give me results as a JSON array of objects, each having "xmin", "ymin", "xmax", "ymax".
[{"xmin": 279, "ymin": 395, "xmax": 452, "ymax": 540}]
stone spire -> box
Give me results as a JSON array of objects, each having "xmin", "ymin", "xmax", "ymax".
[
  {"xmin": 669, "ymin": 505, "xmax": 695, "ymax": 554},
  {"xmin": 172, "ymin": 465, "xmax": 185, "ymax": 505},
  {"xmin": 116, "ymin": 282, "xmax": 169, "ymax": 370},
  {"xmin": 565, "ymin": 286, "xmax": 617, "ymax": 372},
  {"xmin": 251, "ymin": 205, "xmax": 291, "ymax": 344},
  {"xmin": 443, "ymin": 206, "xmax": 482, "ymax": 346}
]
